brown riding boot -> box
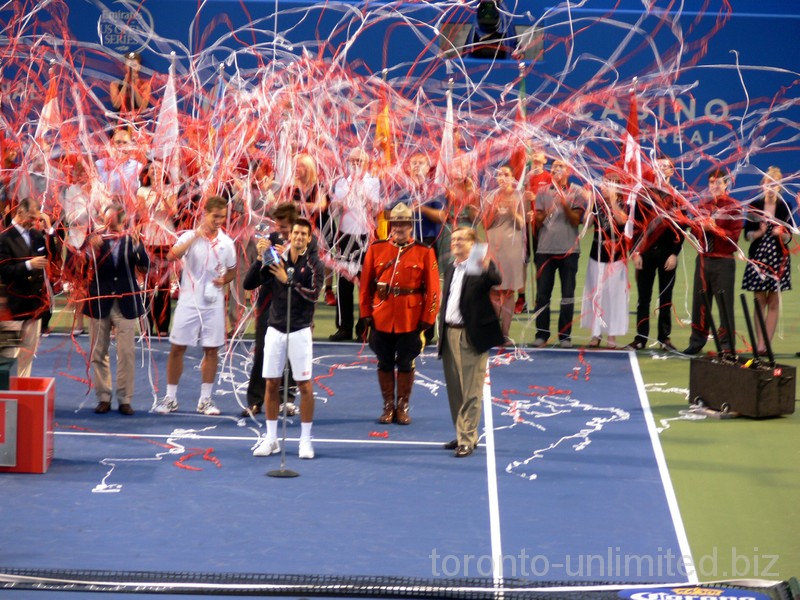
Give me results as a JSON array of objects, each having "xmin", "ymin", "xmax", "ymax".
[
  {"xmin": 377, "ymin": 370, "xmax": 396, "ymax": 424},
  {"xmin": 395, "ymin": 369, "xmax": 414, "ymax": 425}
]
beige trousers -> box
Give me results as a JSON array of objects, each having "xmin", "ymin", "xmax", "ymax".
[
  {"xmin": 89, "ymin": 302, "xmax": 137, "ymax": 406},
  {"xmin": 442, "ymin": 326, "xmax": 489, "ymax": 448},
  {"xmin": 0, "ymin": 318, "xmax": 42, "ymax": 378}
]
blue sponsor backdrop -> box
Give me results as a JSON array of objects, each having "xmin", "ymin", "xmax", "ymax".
[{"xmin": 4, "ymin": 1, "xmax": 800, "ymax": 200}]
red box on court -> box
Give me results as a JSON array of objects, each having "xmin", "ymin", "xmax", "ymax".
[{"xmin": 0, "ymin": 377, "xmax": 55, "ymax": 474}]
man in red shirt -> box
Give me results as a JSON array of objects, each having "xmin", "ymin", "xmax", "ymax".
[
  {"xmin": 516, "ymin": 149, "xmax": 552, "ymax": 314},
  {"xmin": 683, "ymin": 169, "xmax": 743, "ymax": 355}
]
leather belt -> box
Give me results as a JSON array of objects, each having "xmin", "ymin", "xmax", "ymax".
[
  {"xmin": 389, "ymin": 286, "xmax": 423, "ymax": 296},
  {"xmin": 446, "ymin": 323, "xmax": 465, "ymax": 329}
]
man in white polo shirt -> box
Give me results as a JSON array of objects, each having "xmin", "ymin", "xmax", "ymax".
[{"xmin": 152, "ymin": 195, "xmax": 237, "ymax": 416}]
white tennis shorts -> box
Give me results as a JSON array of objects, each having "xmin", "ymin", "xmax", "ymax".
[
  {"xmin": 262, "ymin": 326, "xmax": 313, "ymax": 381},
  {"xmin": 169, "ymin": 302, "xmax": 226, "ymax": 348}
]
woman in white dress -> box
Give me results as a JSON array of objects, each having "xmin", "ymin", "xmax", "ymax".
[{"xmin": 581, "ymin": 170, "xmax": 629, "ymax": 349}]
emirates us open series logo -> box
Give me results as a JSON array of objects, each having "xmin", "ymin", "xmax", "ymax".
[
  {"xmin": 619, "ymin": 586, "xmax": 771, "ymax": 600},
  {"xmin": 97, "ymin": 1, "xmax": 154, "ymax": 53}
]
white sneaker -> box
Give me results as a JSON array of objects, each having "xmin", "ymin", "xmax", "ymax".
[
  {"xmin": 299, "ymin": 438, "xmax": 314, "ymax": 459},
  {"xmin": 253, "ymin": 435, "xmax": 280, "ymax": 457},
  {"xmin": 197, "ymin": 396, "xmax": 221, "ymax": 416},
  {"xmin": 152, "ymin": 395, "xmax": 178, "ymax": 414}
]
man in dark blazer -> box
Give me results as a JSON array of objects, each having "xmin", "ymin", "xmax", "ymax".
[
  {"xmin": 83, "ymin": 204, "xmax": 150, "ymax": 415},
  {"xmin": 438, "ymin": 226, "xmax": 504, "ymax": 457},
  {"xmin": 0, "ymin": 197, "xmax": 60, "ymax": 376}
]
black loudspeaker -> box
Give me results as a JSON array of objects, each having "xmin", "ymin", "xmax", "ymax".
[{"xmin": 689, "ymin": 356, "xmax": 796, "ymax": 418}]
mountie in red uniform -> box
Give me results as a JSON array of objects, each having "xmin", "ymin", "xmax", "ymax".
[
  {"xmin": 359, "ymin": 239, "xmax": 440, "ymax": 335},
  {"xmin": 359, "ymin": 205, "xmax": 440, "ymax": 425}
]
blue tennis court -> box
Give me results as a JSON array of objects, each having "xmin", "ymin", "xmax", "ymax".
[{"xmin": 3, "ymin": 337, "xmax": 694, "ymax": 587}]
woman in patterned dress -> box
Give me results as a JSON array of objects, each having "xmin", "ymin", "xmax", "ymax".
[{"xmin": 741, "ymin": 167, "xmax": 794, "ymax": 353}]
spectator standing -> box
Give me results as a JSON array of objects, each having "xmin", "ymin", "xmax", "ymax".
[
  {"xmin": 581, "ymin": 170, "xmax": 629, "ymax": 349},
  {"xmin": 0, "ymin": 198, "xmax": 60, "ymax": 376},
  {"xmin": 683, "ymin": 169, "xmax": 743, "ymax": 355},
  {"xmin": 625, "ymin": 155, "xmax": 684, "ymax": 351},
  {"xmin": 516, "ymin": 149, "xmax": 552, "ymax": 314},
  {"xmin": 328, "ymin": 147, "xmax": 383, "ymax": 341},
  {"xmin": 741, "ymin": 167, "xmax": 793, "ymax": 354},
  {"xmin": 531, "ymin": 160, "xmax": 587, "ymax": 348},
  {"xmin": 84, "ymin": 204, "xmax": 150, "ymax": 415},
  {"xmin": 137, "ymin": 160, "xmax": 177, "ymax": 336},
  {"xmin": 484, "ymin": 164, "xmax": 525, "ymax": 339}
]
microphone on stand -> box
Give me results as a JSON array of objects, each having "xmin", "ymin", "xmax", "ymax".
[{"xmin": 268, "ymin": 262, "xmax": 299, "ymax": 479}]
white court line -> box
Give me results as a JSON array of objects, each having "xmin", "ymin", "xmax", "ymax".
[
  {"xmin": 481, "ymin": 364, "xmax": 504, "ymax": 587},
  {"xmin": 54, "ymin": 430, "xmax": 472, "ymax": 447},
  {"xmin": 628, "ymin": 351, "xmax": 698, "ymax": 584}
]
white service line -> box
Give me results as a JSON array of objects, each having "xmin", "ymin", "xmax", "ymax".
[
  {"xmin": 628, "ymin": 351, "xmax": 698, "ymax": 583},
  {"xmin": 481, "ymin": 364, "xmax": 504, "ymax": 587}
]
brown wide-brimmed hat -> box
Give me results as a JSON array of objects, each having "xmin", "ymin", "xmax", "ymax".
[{"xmin": 388, "ymin": 203, "xmax": 413, "ymax": 223}]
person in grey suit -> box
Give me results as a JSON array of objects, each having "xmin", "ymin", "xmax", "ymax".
[{"xmin": 438, "ymin": 226, "xmax": 504, "ymax": 457}]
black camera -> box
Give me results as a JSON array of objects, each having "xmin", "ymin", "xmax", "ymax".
[{"xmin": 471, "ymin": 0, "xmax": 510, "ymax": 60}]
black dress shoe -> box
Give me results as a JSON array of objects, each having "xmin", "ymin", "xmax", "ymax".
[
  {"xmin": 328, "ymin": 329, "xmax": 353, "ymax": 342},
  {"xmin": 94, "ymin": 401, "xmax": 111, "ymax": 414},
  {"xmin": 624, "ymin": 339, "xmax": 646, "ymax": 350},
  {"xmin": 118, "ymin": 404, "xmax": 135, "ymax": 416},
  {"xmin": 240, "ymin": 404, "xmax": 262, "ymax": 417},
  {"xmin": 454, "ymin": 445, "xmax": 473, "ymax": 457},
  {"xmin": 659, "ymin": 339, "xmax": 677, "ymax": 352},
  {"xmin": 682, "ymin": 345, "xmax": 704, "ymax": 356},
  {"xmin": 443, "ymin": 440, "xmax": 458, "ymax": 450}
]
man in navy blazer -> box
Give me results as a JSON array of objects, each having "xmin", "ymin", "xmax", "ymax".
[
  {"xmin": 0, "ymin": 197, "xmax": 60, "ymax": 376},
  {"xmin": 83, "ymin": 204, "xmax": 150, "ymax": 415},
  {"xmin": 438, "ymin": 226, "xmax": 504, "ymax": 457}
]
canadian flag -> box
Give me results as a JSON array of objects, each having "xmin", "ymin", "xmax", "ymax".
[
  {"xmin": 509, "ymin": 69, "xmax": 528, "ymax": 188},
  {"xmin": 152, "ymin": 61, "xmax": 179, "ymax": 162},
  {"xmin": 34, "ymin": 70, "xmax": 61, "ymax": 140},
  {"xmin": 433, "ymin": 81, "xmax": 454, "ymax": 187},
  {"xmin": 622, "ymin": 91, "xmax": 643, "ymax": 239}
]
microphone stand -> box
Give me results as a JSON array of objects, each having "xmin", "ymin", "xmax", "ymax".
[
  {"xmin": 740, "ymin": 293, "xmax": 762, "ymax": 367},
  {"xmin": 268, "ymin": 265, "xmax": 299, "ymax": 478},
  {"xmin": 753, "ymin": 297, "xmax": 776, "ymax": 366}
]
